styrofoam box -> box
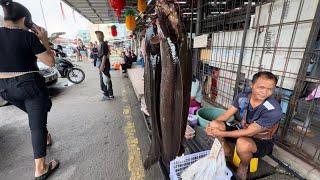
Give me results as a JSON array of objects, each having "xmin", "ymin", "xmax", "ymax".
[
  {"xmin": 245, "ymin": 29, "xmax": 258, "ymax": 48},
  {"xmin": 223, "ymin": 31, "xmax": 232, "ymax": 47},
  {"xmin": 252, "ymin": 22, "xmax": 312, "ymax": 48},
  {"xmin": 277, "ymin": 76, "xmax": 298, "ymax": 90},
  {"xmin": 230, "ymin": 31, "xmax": 243, "ymax": 47},
  {"xmin": 254, "ymin": 0, "xmax": 319, "ymax": 27},
  {"xmin": 211, "ymin": 47, "xmax": 241, "ymax": 67},
  {"xmin": 240, "ymin": 66, "xmax": 299, "ymax": 90},
  {"xmin": 256, "ymin": 49, "xmax": 304, "ymax": 73},
  {"xmin": 212, "ymin": 31, "xmax": 244, "ymax": 48}
]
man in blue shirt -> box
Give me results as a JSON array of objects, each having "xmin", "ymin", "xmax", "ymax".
[{"xmin": 206, "ymin": 71, "xmax": 282, "ymax": 180}]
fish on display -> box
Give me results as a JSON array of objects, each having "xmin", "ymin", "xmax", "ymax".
[
  {"xmin": 143, "ymin": 22, "xmax": 163, "ymax": 169},
  {"xmin": 144, "ymin": 0, "xmax": 192, "ymax": 169}
]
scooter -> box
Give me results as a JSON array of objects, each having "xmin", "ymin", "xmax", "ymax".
[
  {"xmin": 50, "ymin": 44, "xmax": 85, "ymax": 84},
  {"xmin": 55, "ymin": 57, "xmax": 85, "ymax": 84}
]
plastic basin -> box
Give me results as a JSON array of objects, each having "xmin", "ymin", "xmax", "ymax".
[{"xmin": 197, "ymin": 107, "xmax": 234, "ymax": 128}]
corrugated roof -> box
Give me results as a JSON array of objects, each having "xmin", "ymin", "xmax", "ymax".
[{"xmin": 62, "ymin": 0, "xmax": 137, "ymax": 24}]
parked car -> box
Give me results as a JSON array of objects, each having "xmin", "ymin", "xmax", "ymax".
[
  {"xmin": 0, "ymin": 61, "xmax": 58, "ymax": 107},
  {"xmin": 62, "ymin": 45, "xmax": 77, "ymax": 58}
]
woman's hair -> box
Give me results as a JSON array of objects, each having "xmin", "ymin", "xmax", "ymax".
[{"xmin": 1, "ymin": 0, "xmax": 31, "ymax": 22}]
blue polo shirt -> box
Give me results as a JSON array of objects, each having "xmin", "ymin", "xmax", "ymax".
[{"xmin": 232, "ymin": 92, "xmax": 282, "ymax": 129}]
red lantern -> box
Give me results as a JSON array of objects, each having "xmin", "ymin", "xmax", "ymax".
[
  {"xmin": 108, "ymin": 0, "xmax": 125, "ymax": 17},
  {"xmin": 111, "ymin": 25, "xmax": 117, "ymax": 37},
  {"xmin": 116, "ymin": 10, "xmax": 122, "ymax": 18}
]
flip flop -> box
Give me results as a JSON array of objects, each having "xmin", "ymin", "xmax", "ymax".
[{"xmin": 35, "ymin": 160, "xmax": 60, "ymax": 180}]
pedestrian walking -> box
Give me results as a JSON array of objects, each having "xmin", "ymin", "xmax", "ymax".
[
  {"xmin": 0, "ymin": 1, "xmax": 59, "ymax": 179},
  {"xmin": 91, "ymin": 41, "xmax": 99, "ymax": 67},
  {"xmin": 95, "ymin": 31, "xmax": 114, "ymax": 100},
  {"xmin": 76, "ymin": 39, "xmax": 87, "ymax": 62}
]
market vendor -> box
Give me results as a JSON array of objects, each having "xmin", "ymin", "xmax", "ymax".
[{"xmin": 206, "ymin": 71, "xmax": 282, "ymax": 180}]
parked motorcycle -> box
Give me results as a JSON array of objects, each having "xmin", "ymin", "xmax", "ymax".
[
  {"xmin": 50, "ymin": 44, "xmax": 85, "ymax": 84},
  {"xmin": 56, "ymin": 58, "xmax": 85, "ymax": 84}
]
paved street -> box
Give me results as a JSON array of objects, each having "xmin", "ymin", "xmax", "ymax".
[{"xmin": 0, "ymin": 62, "xmax": 163, "ymax": 180}]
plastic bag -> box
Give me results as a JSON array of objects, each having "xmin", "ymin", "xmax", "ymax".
[
  {"xmin": 181, "ymin": 139, "xmax": 228, "ymax": 180},
  {"xmin": 102, "ymin": 73, "xmax": 110, "ymax": 88}
]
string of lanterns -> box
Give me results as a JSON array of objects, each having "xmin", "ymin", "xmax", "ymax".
[{"xmin": 108, "ymin": 0, "xmax": 147, "ymax": 31}]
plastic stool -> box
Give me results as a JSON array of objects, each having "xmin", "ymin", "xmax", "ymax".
[{"xmin": 233, "ymin": 147, "xmax": 259, "ymax": 173}]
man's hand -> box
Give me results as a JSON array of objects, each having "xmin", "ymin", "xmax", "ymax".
[
  {"xmin": 206, "ymin": 126, "xmax": 225, "ymax": 137},
  {"xmin": 208, "ymin": 121, "xmax": 217, "ymax": 128},
  {"xmin": 33, "ymin": 26, "xmax": 48, "ymax": 42}
]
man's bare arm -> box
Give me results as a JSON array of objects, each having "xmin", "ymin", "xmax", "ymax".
[
  {"xmin": 213, "ymin": 106, "xmax": 238, "ymax": 122},
  {"xmin": 221, "ymin": 122, "xmax": 266, "ymax": 138}
]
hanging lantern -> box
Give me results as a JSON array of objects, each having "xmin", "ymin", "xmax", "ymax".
[
  {"xmin": 108, "ymin": 0, "xmax": 125, "ymax": 18},
  {"xmin": 111, "ymin": 25, "xmax": 117, "ymax": 37},
  {"xmin": 137, "ymin": 0, "xmax": 147, "ymax": 13},
  {"xmin": 125, "ymin": 9, "xmax": 136, "ymax": 31},
  {"xmin": 116, "ymin": 10, "xmax": 122, "ymax": 18}
]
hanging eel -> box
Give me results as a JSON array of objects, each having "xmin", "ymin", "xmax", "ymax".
[
  {"xmin": 144, "ymin": 0, "xmax": 192, "ymax": 169},
  {"xmin": 143, "ymin": 23, "xmax": 163, "ymax": 169}
]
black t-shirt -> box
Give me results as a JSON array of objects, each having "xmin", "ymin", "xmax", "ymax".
[
  {"xmin": 0, "ymin": 27, "xmax": 46, "ymax": 72},
  {"xmin": 98, "ymin": 41, "xmax": 110, "ymax": 70}
]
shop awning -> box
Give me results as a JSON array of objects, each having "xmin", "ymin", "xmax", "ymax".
[
  {"xmin": 61, "ymin": 0, "xmax": 200, "ymax": 32},
  {"xmin": 61, "ymin": 0, "xmax": 138, "ymax": 24}
]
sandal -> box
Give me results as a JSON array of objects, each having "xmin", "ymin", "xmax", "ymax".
[
  {"xmin": 35, "ymin": 160, "xmax": 60, "ymax": 180},
  {"xmin": 47, "ymin": 134, "xmax": 52, "ymax": 147}
]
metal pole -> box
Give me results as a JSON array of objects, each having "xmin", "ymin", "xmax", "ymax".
[
  {"xmin": 189, "ymin": 0, "xmax": 194, "ymax": 50},
  {"xmin": 233, "ymin": 0, "xmax": 252, "ymax": 96},
  {"xmin": 39, "ymin": 0, "xmax": 48, "ymax": 30},
  {"xmin": 195, "ymin": 0, "xmax": 202, "ymax": 35},
  {"xmin": 193, "ymin": 0, "xmax": 202, "ymax": 75}
]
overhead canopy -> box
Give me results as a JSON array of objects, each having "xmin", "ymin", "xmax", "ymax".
[
  {"xmin": 61, "ymin": 0, "xmax": 138, "ymax": 24},
  {"xmin": 61, "ymin": 1, "xmax": 259, "ymax": 32},
  {"xmin": 61, "ymin": 0, "xmax": 195, "ymax": 25}
]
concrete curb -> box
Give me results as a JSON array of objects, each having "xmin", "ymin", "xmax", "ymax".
[
  {"xmin": 127, "ymin": 67, "xmax": 144, "ymax": 101},
  {"xmin": 264, "ymin": 145, "xmax": 320, "ymax": 180}
]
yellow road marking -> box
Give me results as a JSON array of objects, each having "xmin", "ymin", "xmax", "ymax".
[{"xmin": 122, "ymin": 91, "xmax": 145, "ymax": 180}]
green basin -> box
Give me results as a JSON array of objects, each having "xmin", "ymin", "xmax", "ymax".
[{"xmin": 196, "ymin": 107, "xmax": 234, "ymax": 128}]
